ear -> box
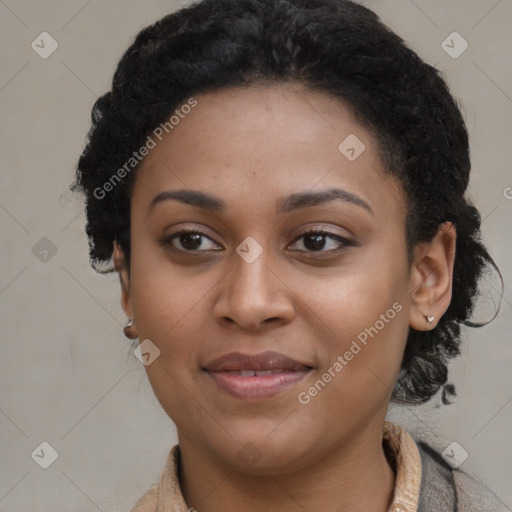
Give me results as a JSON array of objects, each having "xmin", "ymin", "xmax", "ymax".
[
  {"xmin": 408, "ymin": 221, "xmax": 456, "ymax": 331},
  {"xmin": 113, "ymin": 241, "xmax": 134, "ymax": 319}
]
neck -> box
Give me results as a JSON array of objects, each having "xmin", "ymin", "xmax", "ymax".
[{"xmin": 177, "ymin": 422, "xmax": 396, "ymax": 512}]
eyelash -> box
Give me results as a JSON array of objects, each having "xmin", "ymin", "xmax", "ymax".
[{"xmin": 160, "ymin": 227, "xmax": 353, "ymax": 256}]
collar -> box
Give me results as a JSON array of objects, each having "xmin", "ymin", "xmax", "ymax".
[
  {"xmin": 131, "ymin": 421, "xmax": 422, "ymax": 512},
  {"xmin": 384, "ymin": 421, "xmax": 423, "ymax": 512}
]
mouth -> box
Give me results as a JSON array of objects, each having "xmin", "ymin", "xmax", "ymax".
[{"xmin": 202, "ymin": 351, "xmax": 313, "ymax": 400}]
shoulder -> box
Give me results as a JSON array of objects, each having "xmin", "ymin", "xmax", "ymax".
[
  {"xmin": 416, "ymin": 440, "xmax": 509, "ymax": 512},
  {"xmin": 129, "ymin": 444, "xmax": 182, "ymax": 511},
  {"xmin": 129, "ymin": 482, "xmax": 159, "ymax": 512}
]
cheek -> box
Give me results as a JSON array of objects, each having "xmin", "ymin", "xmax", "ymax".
[
  {"xmin": 127, "ymin": 249, "xmax": 202, "ymax": 380},
  {"xmin": 294, "ymin": 294, "xmax": 408, "ymax": 433},
  {"xmin": 130, "ymin": 274, "xmax": 208, "ymax": 376},
  {"xmin": 128, "ymin": 261, "xmax": 207, "ymax": 427},
  {"xmin": 299, "ymin": 255, "xmax": 410, "ymax": 404},
  {"xmin": 303, "ymin": 259, "xmax": 407, "ymax": 346},
  {"xmin": 129, "ymin": 242, "xmax": 208, "ymax": 339}
]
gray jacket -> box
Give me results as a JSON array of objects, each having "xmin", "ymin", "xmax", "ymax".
[{"xmin": 417, "ymin": 441, "xmax": 510, "ymax": 511}]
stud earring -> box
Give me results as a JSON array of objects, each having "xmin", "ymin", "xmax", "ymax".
[
  {"xmin": 425, "ymin": 315, "xmax": 434, "ymax": 324},
  {"xmin": 123, "ymin": 318, "xmax": 137, "ymax": 339}
]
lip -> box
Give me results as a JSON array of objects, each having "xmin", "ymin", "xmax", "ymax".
[{"xmin": 203, "ymin": 351, "xmax": 313, "ymax": 400}]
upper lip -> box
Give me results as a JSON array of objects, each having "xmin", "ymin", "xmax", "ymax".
[{"xmin": 203, "ymin": 351, "xmax": 312, "ymax": 372}]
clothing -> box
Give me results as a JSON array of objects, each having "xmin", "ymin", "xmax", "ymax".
[
  {"xmin": 383, "ymin": 421, "xmax": 422, "ymax": 510},
  {"xmin": 416, "ymin": 438, "xmax": 509, "ymax": 511},
  {"xmin": 130, "ymin": 421, "xmax": 509, "ymax": 511}
]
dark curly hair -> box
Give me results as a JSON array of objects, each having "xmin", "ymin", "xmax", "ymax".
[{"xmin": 72, "ymin": 0, "xmax": 502, "ymax": 405}]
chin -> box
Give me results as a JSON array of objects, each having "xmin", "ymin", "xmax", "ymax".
[{"xmin": 206, "ymin": 427, "xmax": 319, "ymax": 475}]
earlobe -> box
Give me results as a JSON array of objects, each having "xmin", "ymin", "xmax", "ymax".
[
  {"xmin": 408, "ymin": 222, "xmax": 456, "ymax": 331},
  {"xmin": 123, "ymin": 318, "xmax": 138, "ymax": 340}
]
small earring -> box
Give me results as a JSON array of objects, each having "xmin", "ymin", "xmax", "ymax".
[
  {"xmin": 425, "ymin": 315, "xmax": 434, "ymax": 324},
  {"xmin": 123, "ymin": 318, "xmax": 137, "ymax": 339}
]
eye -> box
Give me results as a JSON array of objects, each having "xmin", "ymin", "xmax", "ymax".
[
  {"xmin": 161, "ymin": 227, "xmax": 352, "ymax": 255},
  {"xmin": 287, "ymin": 228, "xmax": 352, "ymax": 254},
  {"xmin": 161, "ymin": 229, "xmax": 222, "ymax": 252}
]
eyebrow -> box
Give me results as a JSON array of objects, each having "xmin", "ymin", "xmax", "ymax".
[{"xmin": 148, "ymin": 188, "xmax": 373, "ymax": 216}]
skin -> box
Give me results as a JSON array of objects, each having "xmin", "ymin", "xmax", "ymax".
[{"xmin": 113, "ymin": 82, "xmax": 456, "ymax": 511}]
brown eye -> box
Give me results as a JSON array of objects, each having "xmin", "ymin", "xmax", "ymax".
[
  {"xmin": 162, "ymin": 230, "xmax": 222, "ymax": 252},
  {"xmin": 288, "ymin": 229, "xmax": 352, "ymax": 254}
]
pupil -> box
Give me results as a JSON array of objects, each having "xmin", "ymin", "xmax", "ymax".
[
  {"xmin": 304, "ymin": 233, "xmax": 325, "ymax": 251},
  {"xmin": 181, "ymin": 233, "xmax": 202, "ymax": 250}
]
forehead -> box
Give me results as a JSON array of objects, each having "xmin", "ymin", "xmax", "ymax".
[{"xmin": 132, "ymin": 82, "xmax": 406, "ymax": 223}]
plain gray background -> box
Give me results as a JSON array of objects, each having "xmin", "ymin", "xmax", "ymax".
[{"xmin": 0, "ymin": 0, "xmax": 511, "ymax": 510}]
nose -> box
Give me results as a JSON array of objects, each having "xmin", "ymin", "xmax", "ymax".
[{"xmin": 212, "ymin": 245, "xmax": 295, "ymax": 331}]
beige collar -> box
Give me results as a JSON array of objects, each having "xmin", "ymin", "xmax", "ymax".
[
  {"xmin": 384, "ymin": 421, "xmax": 423, "ymax": 512},
  {"xmin": 131, "ymin": 421, "xmax": 422, "ymax": 512}
]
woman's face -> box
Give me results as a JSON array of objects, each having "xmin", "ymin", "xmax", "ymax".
[{"xmin": 120, "ymin": 82, "xmax": 418, "ymax": 472}]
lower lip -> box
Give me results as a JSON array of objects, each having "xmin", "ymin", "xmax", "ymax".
[{"xmin": 205, "ymin": 370, "xmax": 311, "ymax": 400}]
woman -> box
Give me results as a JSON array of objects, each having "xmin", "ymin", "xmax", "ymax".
[{"xmin": 72, "ymin": 0, "xmax": 508, "ymax": 510}]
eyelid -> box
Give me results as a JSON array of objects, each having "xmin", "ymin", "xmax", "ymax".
[
  {"xmin": 160, "ymin": 228, "xmax": 222, "ymax": 251},
  {"xmin": 161, "ymin": 222, "xmax": 222, "ymax": 243},
  {"xmin": 295, "ymin": 225, "xmax": 351, "ymax": 239}
]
